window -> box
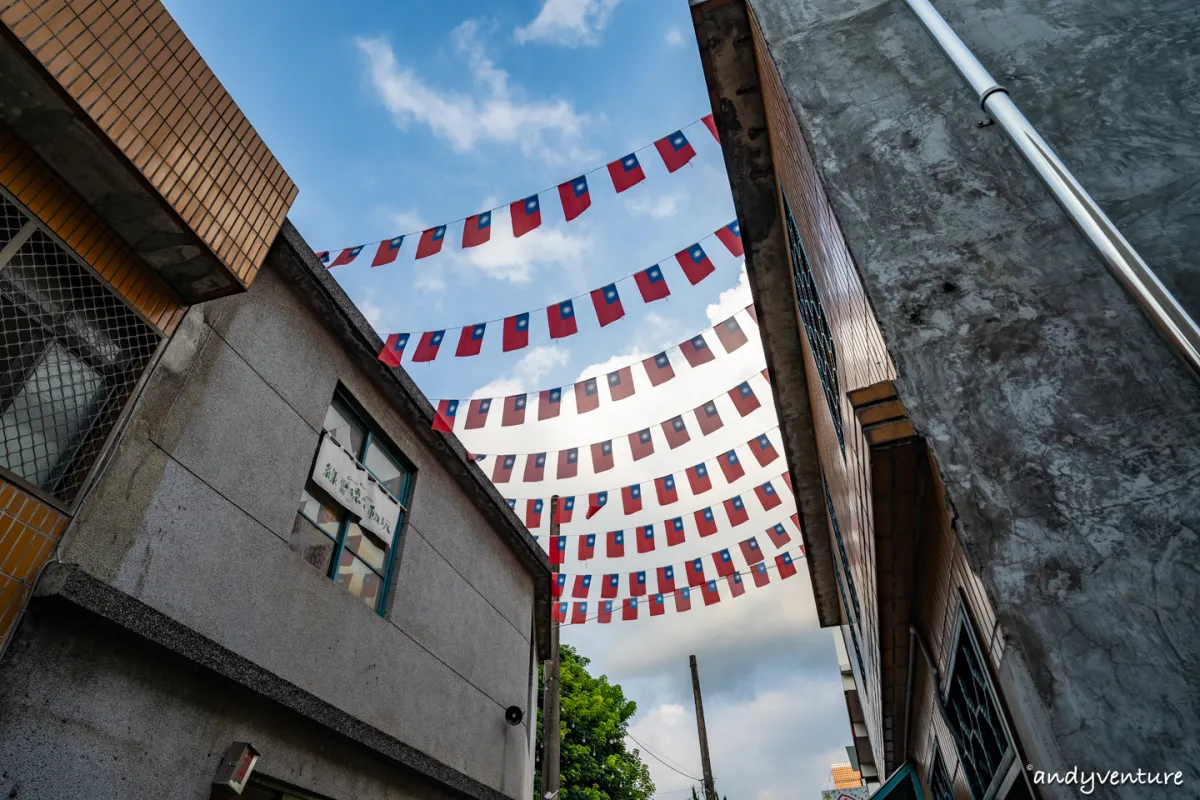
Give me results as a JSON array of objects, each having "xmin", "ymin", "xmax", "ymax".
[
  {"xmin": 824, "ymin": 476, "xmax": 866, "ymax": 680},
  {"xmin": 929, "ymin": 747, "xmax": 954, "ymax": 800},
  {"xmin": 0, "ymin": 191, "xmax": 160, "ymax": 506},
  {"xmin": 782, "ymin": 190, "xmax": 845, "ymax": 454},
  {"xmin": 290, "ymin": 395, "xmax": 413, "ymax": 615}
]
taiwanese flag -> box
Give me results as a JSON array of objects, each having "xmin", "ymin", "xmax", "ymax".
[
  {"xmin": 740, "ymin": 536, "xmax": 765, "ymax": 565},
  {"xmin": 747, "ymin": 303, "xmax": 758, "ymax": 324},
  {"xmin": 492, "ymin": 454, "xmax": 516, "ymax": 483},
  {"xmin": 598, "ymin": 600, "xmax": 614, "ymax": 624},
  {"xmin": 776, "ymin": 552, "xmax": 798, "ymax": 579},
  {"xmin": 636, "ymin": 525, "xmax": 655, "ymax": 554},
  {"xmin": 715, "ymin": 316, "xmax": 748, "ymax": 352},
  {"xmin": 553, "ymin": 602, "xmax": 567, "ymax": 623},
  {"xmin": 675, "ymin": 243, "xmax": 715, "ymax": 285},
  {"xmin": 755, "ymin": 481, "xmax": 782, "ymax": 511},
  {"xmin": 558, "ymin": 448, "xmax": 580, "ymax": 479},
  {"xmin": 635, "ymin": 265, "xmax": 671, "ymax": 302},
  {"xmin": 573, "ymin": 575, "xmax": 592, "ymax": 598},
  {"xmin": 587, "ymin": 492, "xmax": 609, "ymax": 521},
  {"xmin": 622, "ymin": 597, "xmax": 639, "ymax": 621},
  {"xmin": 694, "ymin": 400, "xmax": 724, "ymax": 436},
  {"xmin": 413, "ymin": 330, "xmax": 446, "ymax": 362},
  {"xmin": 687, "ymin": 463, "xmax": 713, "ymax": 495},
  {"xmin": 680, "ymin": 335, "xmax": 715, "ymax": 367},
  {"xmin": 643, "ymin": 352, "xmax": 675, "ymax": 386},
  {"xmin": 695, "ymin": 507, "xmax": 718, "ymax": 537},
  {"xmin": 752, "ymin": 562, "xmax": 771, "ymax": 588},
  {"xmin": 523, "ymin": 453, "xmax": 546, "ymax": 482},
  {"xmin": 433, "ymin": 399, "xmax": 458, "ymax": 432},
  {"xmin": 330, "ymin": 244, "xmax": 364, "ymax": 267},
  {"xmin": 502, "ymin": 313, "xmax": 530, "ymax": 352},
  {"xmin": 549, "ymin": 535, "xmax": 567, "ymax": 565},
  {"xmin": 456, "ymin": 323, "xmax": 486, "ymax": 357},
  {"xmin": 782, "ymin": 471, "xmax": 793, "ymax": 493},
  {"xmin": 317, "ymin": 251, "xmax": 330, "ymax": 267},
  {"xmin": 749, "ymin": 433, "xmax": 779, "ymax": 466},
  {"xmin": 729, "ymin": 382, "xmax": 761, "ymax": 417},
  {"xmin": 762, "ymin": 367, "xmax": 770, "ymax": 383},
  {"xmin": 702, "ymin": 113, "xmax": 719, "ymax": 142},
  {"xmin": 655, "ymin": 130, "xmax": 696, "ymax": 172},
  {"xmin": 685, "ymin": 557, "xmax": 706, "ymax": 587},
  {"xmin": 655, "ymin": 475, "xmax": 679, "ymax": 505},
  {"xmin": 539, "ymin": 387, "xmax": 563, "ymax": 420},
  {"xmin": 578, "ymin": 533, "xmax": 596, "ymax": 560},
  {"xmin": 719, "ymin": 450, "xmax": 745, "ymax": 484},
  {"xmin": 792, "ymin": 512, "xmax": 800, "ymax": 530},
  {"xmin": 629, "ymin": 429, "xmax": 655, "ymax": 461},
  {"xmin": 666, "ymin": 517, "xmax": 686, "ymax": 547},
  {"xmin": 715, "ymin": 220, "xmax": 743, "ymax": 257},
  {"xmin": 601, "ymin": 573, "xmax": 620, "ymax": 598},
  {"xmin": 372, "ymin": 235, "xmax": 405, "ymax": 267},
  {"xmin": 525, "ymin": 499, "xmax": 543, "ymax": 528},
  {"xmin": 622, "ymin": 484, "xmax": 643, "ymax": 515},
  {"xmin": 469, "ymin": 453, "xmax": 487, "ymax": 463},
  {"xmin": 650, "ymin": 594, "xmax": 666, "ymax": 617},
  {"xmin": 608, "ymin": 367, "xmax": 635, "ymax": 401},
  {"xmin": 508, "ymin": 499, "xmax": 517, "ymax": 511},
  {"xmin": 607, "ymin": 531, "xmax": 626, "ymax": 558},
  {"xmin": 591, "ymin": 283, "xmax": 625, "ymax": 327},
  {"xmin": 378, "ymin": 333, "xmax": 410, "ymax": 367},
  {"xmin": 511, "ymin": 195, "xmax": 542, "ymax": 237},
  {"xmin": 462, "ymin": 211, "xmax": 492, "ymax": 248},
  {"xmin": 607, "ymin": 152, "xmax": 645, "ymax": 193},
  {"xmin": 547, "ymin": 300, "xmax": 578, "ymax": 339},
  {"xmin": 714, "ymin": 548, "xmax": 736, "ymax": 578},
  {"xmin": 629, "ymin": 570, "xmax": 648, "ymax": 596},
  {"xmin": 559, "ymin": 175, "xmax": 592, "ymax": 221},
  {"xmin": 552, "ymin": 573, "xmax": 566, "ymax": 598},
  {"xmin": 725, "ymin": 495, "xmax": 750, "ymax": 526},
  {"xmin": 766, "ymin": 522, "xmax": 791, "ymax": 548},
  {"xmin": 465, "ymin": 398, "xmax": 492, "ymax": 430},
  {"xmin": 415, "ymin": 225, "xmax": 447, "ymax": 259},
  {"xmin": 728, "ymin": 572, "xmax": 746, "ymax": 598},
  {"xmin": 571, "ymin": 602, "xmax": 589, "ymax": 624},
  {"xmin": 676, "ymin": 587, "xmax": 692, "ymax": 612},
  {"xmin": 662, "ymin": 416, "xmax": 691, "ymax": 449},
  {"xmin": 701, "ymin": 579, "xmax": 721, "ymax": 606},
  {"xmin": 591, "ymin": 441, "xmax": 614, "ymax": 474},
  {"xmin": 502, "ymin": 394, "xmax": 528, "ymax": 427},
  {"xmin": 657, "ymin": 565, "xmax": 677, "ymax": 594},
  {"xmin": 556, "ymin": 496, "xmax": 575, "ymax": 524},
  {"xmin": 576, "ymin": 378, "xmax": 601, "ymax": 414}
]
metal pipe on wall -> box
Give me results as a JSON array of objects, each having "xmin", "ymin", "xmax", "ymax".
[{"xmin": 904, "ymin": 0, "xmax": 1200, "ymax": 384}]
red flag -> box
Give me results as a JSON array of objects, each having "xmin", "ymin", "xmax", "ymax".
[
  {"xmin": 655, "ymin": 130, "xmax": 696, "ymax": 172},
  {"xmin": 636, "ymin": 525, "xmax": 655, "ymax": 553},
  {"xmin": 552, "ymin": 573, "xmax": 566, "ymax": 598},
  {"xmin": 712, "ymin": 548, "xmax": 736, "ymax": 578},
  {"xmin": 556, "ymin": 496, "xmax": 575, "ymax": 524},
  {"xmin": 587, "ymin": 492, "xmax": 609, "ymax": 520},
  {"xmin": 655, "ymin": 474, "xmax": 679, "ymax": 505},
  {"xmin": 666, "ymin": 517, "xmax": 686, "ymax": 547},
  {"xmin": 558, "ymin": 448, "xmax": 580, "ymax": 479},
  {"xmin": 572, "ymin": 575, "xmax": 592, "ymax": 599},
  {"xmin": 559, "ymin": 175, "xmax": 592, "ymax": 221},
  {"xmin": 649, "ymin": 593, "xmax": 667, "ymax": 617},
  {"xmin": 511, "ymin": 195, "xmax": 542, "ymax": 237},
  {"xmin": 782, "ymin": 471, "xmax": 793, "ymax": 493},
  {"xmin": 715, "ymin": 220, "xmax": 743, "ymax": 257},
  {"xmin": 547, "ymin": 300, "xmax": 578, "ymax": 339},
  {"xmin": 676, "ymin": 587, "xmax": 692, "ymax": 612},
  {"xmin": 591, "ymin": 441, "xmax": 614, "ymax": 473},
  {"xmin": 577, "ymin": 533, "xmax": 596, "ymax": 560},
  {"xmin": 694, "ymin": 505, "xmax": 720, "ymax": 538},
  {"xmin": 525, "ymin": 499, "xmax": 544, "ymax": 528},
  {"xmin": 747, "ymin": 303, "xmax": 758, "ymax": 324},
  {"xmin": 601, "ymin": 573, "xmax": 621, "ymax": 598},
  {"xmin": 607, "ymin": 152, "xmax": 645, "ymax": 192},
  {"xmin": 571, "ymin": 602, "xmax": 589, "ymax": 624},
  {"xmin": 628, "ymin": 428, "xmax": 655, "ymax": 461},
  {"xmin": 752, "ymin": 562, "xmax": 770, "ymax": 588},
  {"xmin": 316, "ymin": 251, "xmax": 330, "ymax": 267},
  {"xmin": 686, "ymin": 463, "xmax": 713, "ymax": 495},
  {"xmin": 680, "ymin": 334, "xmax": 715, "ymax": 367},
  {"xmin": 702, "ymin": 113, "xmax": 719, "ymax": 142},
  {"xmin": 598, "ymin": 599, "xmax": 614, "ymax": 623},
  {"xmin": 725, "ymin": 495, "xmax": 750, "ymax": 526},
  {"xmin": 675, "ymin": 243, "xmax": 715, "ymax": 285},
  {"xmin": 502, "ymin": 394, "xmax": 528, "ymax": 427},
  {"xmin": 622, "ymin": 484, "xmax": 643, "ymax": 515},
  {"xmin": 776, "ymin": 552, "xmax": 798, "ymax": 579},
  {"xmin": 465, "ymin": 398, "xmax": 491, "ymax": 430},
  {"xmin": 657, "ymin": 565, "xmax": 677, "ymax": 594},
  {"xmin": 719, "ymin": 450, "xmax": 745, "ymax": 484},
  {"xmin": 642, "ymin": 352, "xmax": 675, "ymax": 386},
  {"xmin": 331, "ymin": 245, "xmax": 365, "ymax": 267},
  {"xmin": 634, "ymin": 264, "xmax": 671, "ymax": 302},
  {"xmin": 685, "ymin": 557, "xmax": 706, "ymax": 587},
  {"xmin": 608, "ymin": 367, "xmax": 635, "ymax": 401},
  {"xmin": 415, "ymin": 225, "xmax": 447, "ymax": 259},
  {"xmin": 523, "ymin": 453, "xmax": 546, "ymax": 482},
  {"xmin": 762, "ymin": 367, "xmax": 770, "ymax": 383},
  {"xmin": 662, "ymin": 416, "xmax": 691, "ymax": 449},
  {"xmin": 549, "ymin": 535, "xmax": 566, "ymax": 565},
  {"xmin": 552, "ymin": 602, "xmax": 567, "ymax": 623},
  {"xmin": 492, "ymin": 455, "xmax": 516, "ymax": 483},
  {"xmin": 622, "ymin": 597, "xmax": 639, "ymax": 621},
  {"xmin": 792, "ymin": 512, "xmax": 800, "ymax": 530},
  {"xmin": 714, "ymin": 316, "xmax": 748, "ymax": 352},
  {"xmin": 462, "ymin": 211, "xmax": 493, "ymax": 248},
  {"xmin": 729, "ymin": 382, "xmax": 761, "ymax": 416},
  {"xmin": 433, "ymin": 399, "xmax": 458, "ymax": 432},
  {"xmin": 378, "ymin": 333, "xmax": 410, "ymax": 367},
  {"xmin": 371, "ymin": 235, "xmax": 405, "ymax": 267},
  {"xmin": 539, "ymin": 387, "xmax": 563, "ymax": 420},
  {"xmin": 694, "ymin": 400, "xmax": 724, "ymax": 436},
  {"xmin": 629, "ymin": 570, "xmax": 648, "ymax": 596},
  {"xmin": 576, "ymin": 378, "xmax": 601, "ymax": 414},
  {"xmin": 701, "ymin": 579, "xmax": 721, "ymax": 606},
  {"xmin": 740, "ymin": 536, "xmax": 765, "ymax": 565},
  {"xmin": 727, "ymin": 572, "xmax": 746, "ymax": 598},
  {"xmin": 766, "ymin": 523, "xmax": 791, "ymax": 548},
  {"xmin": 749, "ymin": 433, "xmax": 779, "ymax": 466},
  {"xmin": 755, "ymin": 481, "xmax": 782, "ymax": 511},
  {"xmin": 607, "ymin": 531, "xmax": 625, "ymax": 558},
  {"xmin": 412, "ymin": 331, "xmax": 446, "ymax": 362},
  {"xmin": 456, "ymin": 323, "xmax": 486, "ymax": 357},
  {"xmin": 502, "ymin": 313, "xmax": 530, "ymax": 352},
  {"xmin": 591, "ymin": 283, "xmax": 625, "ymax": 327}
]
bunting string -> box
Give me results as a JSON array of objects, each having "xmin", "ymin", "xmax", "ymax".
[{"xmin": 320, "ymin": 115, "xmax": 722, "ymax": 268}]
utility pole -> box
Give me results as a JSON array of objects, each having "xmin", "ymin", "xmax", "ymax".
[
  {"xmin": 541, "ymin": 496, "xmax": 562, "ymax": 800},
  {"xmin": 689, "ymin": 655, "xmax": 717, "ymax": 800}
]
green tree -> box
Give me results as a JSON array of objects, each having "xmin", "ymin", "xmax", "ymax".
[{"xmin": 535, "ymin": 645, "xmax": 655, "ymax": 800}]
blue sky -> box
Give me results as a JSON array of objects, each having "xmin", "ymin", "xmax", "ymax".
[{"xmin": 164, "ymin": 1, "xmax": 852, "ymax": 797}]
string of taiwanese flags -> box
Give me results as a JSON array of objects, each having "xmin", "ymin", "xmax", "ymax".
[{"xmin": 319, "ymin": 115, "xmax": 721, "ymax": 269}]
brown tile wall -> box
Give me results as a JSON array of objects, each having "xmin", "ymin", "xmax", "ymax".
[
  {"xmin": 0, "ymin": 478, "xmax": 69, "ymax": 650},
  {"xmin": 0, "ymin": 0, "xmax": 298, "ymax": 285}
]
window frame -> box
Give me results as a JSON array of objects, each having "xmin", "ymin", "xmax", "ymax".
[{"xmin": 928, "ymin": 744, "xmax": 955, "ymax": 800}]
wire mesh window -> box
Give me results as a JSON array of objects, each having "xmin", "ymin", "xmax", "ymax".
[
  {"xmin": 782, "ymin": 190, "xmax": 845, "ymax": 455},
  {"xmin": 824, "ymin": 476, "xmax": 866, "ymax": 679},
  {"xmin": 0, "ymin": 191, "xmax": 160, "ymax": 505},
  {"xmin": 929, "ymin": 747, "xmax": 955, "ymax": 800}
]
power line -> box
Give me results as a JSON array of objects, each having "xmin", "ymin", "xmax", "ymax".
[{"xmin": 627, "ymin": 733, "xmax": 703, "ymax": 782}]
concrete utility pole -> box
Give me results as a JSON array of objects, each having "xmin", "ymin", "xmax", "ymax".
[
  {"xmin": 689, "ymin": 655, "xmax": 717, "ymax": 800},
  {"xmin": 541, "ymin": 496, "xmax": 562, "ymax": 800}
]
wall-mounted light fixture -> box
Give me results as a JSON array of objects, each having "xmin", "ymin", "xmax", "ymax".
[{"xmin": 212, "ymin": 742, "xmax": 260, "ymax": 797}]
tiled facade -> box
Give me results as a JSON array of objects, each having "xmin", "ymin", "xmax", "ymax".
[{"xmin": 0, "ymin": 478, "xmax": 68, "ymax": 648}]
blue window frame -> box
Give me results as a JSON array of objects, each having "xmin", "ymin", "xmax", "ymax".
[
  {"xmin": 874, "ymin": 763, "xmax": 925, "ymax": 800},
  {"xmin": 929, "ymin": 747, "xmax": 954, "ymax": 800},
  {"xmin": 290, "ymin": 394, "xmax": 413, "ymax": 615}
]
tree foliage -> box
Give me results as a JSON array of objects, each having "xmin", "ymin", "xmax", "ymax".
[{"xmin": 535, "ymin": 645, "xmax": 655, "ymax": 800}]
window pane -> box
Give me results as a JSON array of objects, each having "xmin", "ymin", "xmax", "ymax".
[
  {"xmin": 335, "ymin": 548, "xmax": 383, "ymax": 609},
  {"xmin": 322, "ymin": 403, "xmax": 365, "ymax": 456},
  {"xmin": 343, "ymin": 520, "xmax": 387, "ymax": 572},
  {"xmin": 288, "ymin": 513, "xmax": 337, "ymax": 573},
  {"xmin": 363, "ymin": 439, "xmax": 405, "ymax": 500},
  {"xmin": 297, "ymin": 481, "xmax": 342, "ymax": 536}
]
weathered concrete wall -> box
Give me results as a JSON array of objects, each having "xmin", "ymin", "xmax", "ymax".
[{"xmin": 749, "ymin": 0, "xmax": 1200, "ymax": 794}]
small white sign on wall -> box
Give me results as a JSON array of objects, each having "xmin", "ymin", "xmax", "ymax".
[{"xmin": 312, "ymin": 433, "xmax": 400, "ymax": 544}]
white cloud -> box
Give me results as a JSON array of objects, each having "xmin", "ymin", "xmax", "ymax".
[
  {"xmin": 628, "ymin": 193, "xmax": 681, "ymax": 220},
  {"xmin": 456, "ymin": 221, "xmax": 593, "ymax": 283},
  {"xmin": 705, "ymin": 261, "xmax": 751, "ymax": 325},
  {"xmin": 515, "ymin": 0, "xmax": 623, "ymax": 46},
  {"xmin": 472, "ymin": 345, "xmax": 570, "ymax": 398},
  {"xmin": 392, "ymin": 210, "xmax": 427, "ymax": 233},
  {"xmin": 360, "ymin": 299, "xmax": 383, "ymax": 330},
  {"xmin": 574, "ymin": 350, "xmax": 651, "ymax": 382},
  {"xmin": 665, "ymin": 28, "xmax": 685, "ymax": 47}
]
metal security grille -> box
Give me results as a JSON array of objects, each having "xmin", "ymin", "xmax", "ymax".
[
  {"xmin": 929, "ymin": 748, "xmax": 955, "ymax": 800},
  {"xmin": 824, "ymin": 476, "xmax": 865, "ymax": 679},
  {"xmin": 0, "ymin": 191, "xmax": 160, "ymax": 505},
  {"xmin": 782, "ymin": 191, "xmax": 845, "ymax": 454},
  {"xmin": 944, "ymin": 611, "xmax": 1011, "ymax": 799}
]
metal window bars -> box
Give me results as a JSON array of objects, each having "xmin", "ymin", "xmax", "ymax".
[
  {"xmin": 944, "ymin": 613, "xmax": 1011, "ymax": 799},
  {"xmin": 929, "ymin": 747, "xmax": 955, "ymax": 800}
]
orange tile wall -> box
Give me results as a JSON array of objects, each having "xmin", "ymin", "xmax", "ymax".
[
  {"xmin": 0, "ymin": 478, "xmax": 69, "ymax": 650},
  {"xmin": 0, "ymin": 0, "xmax": 297, "ymax": 286}
]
